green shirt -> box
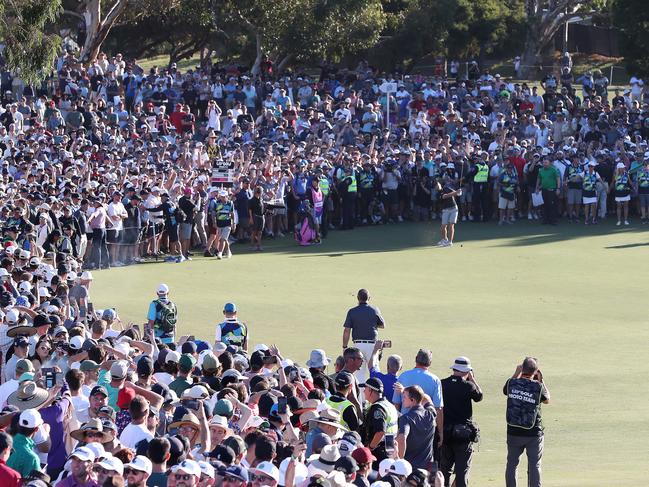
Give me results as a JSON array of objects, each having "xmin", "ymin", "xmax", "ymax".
[
  {"xmin": 537, "ymin": 166, "xmax": 560, "ymax": 190},
  {"xmin": 7, "ymin": 433, "xmax": 40, "ymax": 477},
  {"xmin": 97, "ymin": 369, "xmax": 120, "ymax": 412}
]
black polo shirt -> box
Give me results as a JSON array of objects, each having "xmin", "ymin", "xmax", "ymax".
[{"xmin": 441, "ymin": 375, "xmax": 482, "ymax": 425}]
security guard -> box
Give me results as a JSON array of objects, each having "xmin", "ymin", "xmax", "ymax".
[
  {"xmin": 214, "ymin": 302, "xmax": 248, "ymax": 351},
  {"xmin": 363, "ymin": 377, "xmax": 398, "ymax": 465},
  {"xmin": 503, "ymin": 357, "xmax": 550, "ymax": 487},
  {"xmin": 470, "ymin": 153, "xmax": 490, "ymax": 221},
  {"xmin": 326, "ymin": 371, "xmax": 361, "ymax": 432},
  {"xmin": 440, "ymin": 357, "xmax": 483, "ymax": 487},
  {"xmin": 339, "ymin": 165, "xmax": 358, "ymax": 230}
]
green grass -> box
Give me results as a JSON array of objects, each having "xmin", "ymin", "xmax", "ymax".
[
  {"xmin": 137, "ymin": 54, "xmax": 202, "ymax": 74},
  {"xmin": 91, "ymin": 220, "xmax": 649, "ymax": 486}
]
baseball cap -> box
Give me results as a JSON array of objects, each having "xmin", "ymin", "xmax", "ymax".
[
  {"xmin": 165, "ymin": 351, "xmax": 181, "ymax": 364},
  {"xmin": 179, "ymin": 354, "xmax": 197, "ymax": 372},
  {"xmin": 351, "ymin": 447, "xmax": 377, "ymax": 466},
  {"xmin": 171, "ymin": 459, "xmax": 202, "ymax": 477},
  {"xmin": 198, "ymin": 461, "xmax": 215, "ymax": 479},
  {"xmin": 251, "ymin": 461, "xmax": 280, "ymax": 483},
  {"xmin": 117, "ymin": 387, "xmax": 136, "ymax": 409},
  {"xmin": 334, "ymin": 371, "xmax": 353, "ymax": 389},
  {"xmin": 96, "ymin": 454, "xmax": 124, "ymax": 475},
  {"xmin": 90, "ymin": 385, "xmax": 108, "ymax": 398},
  {"xmin": 183, "ymin": 385, "xmax": 209, "ymax": 400},
  {"xmin": 70, "ymin": 446, "xmax": 96, "ymax": 462},
  {"xmin": 70, "ymin": 336, "xmax": 84, "ymax": 351},
  {"xmin": 19, "ymin": 409, "xmax": 43, "ymax": 428},
  {"xmin": 222, "ymin": 369, "xmax": 243, "ymax": 381},
  {"xmin": 378, "ymin": 459, "xmax": 395, "ymax": 477},
  {"xmin": 126, "ymin": 455, "xmax": 153, "ymax": 475},
  {"xmin": 388, "ymin": 459, "xmax": 412, "ymax": 477},
  {"xmin": 16, "ymin": 359, "xmax": 35, "ymax": 374},
  {"xmin": 334, "ymin": 456, "xmax": 358, "ymax": 475},
  {"xmin": 223, "ymin": 302, "xmax": 237, "ymax": 313},
  {"xmin": 157, "ymin": 283, "xmax": 169, "ymax": 295},
  {"xmin": 79, "ymin": 360, "xmax": 101, "ymax": 372},
  {"xmin": 201, "ymin": 353, "xmax": 219, "ymax": 371},
  {"xmin": 13, "ymin": 336, "xmax": 29, "ymax": 348},
  {"xmin": 364, "ymin": 377, "xmax": 384, "ymax": 393},
  {"xmin": 450, "ymin": 356, "xmax": 472, "ymax": 373},
  {"xmin": 208, "ymin": 444, "xmax": 235, "ymax": 465},
  {"xmin": 219, "ymin": 465, "xmax": 249, "ymax": 482},
  {"xmin": 213, "ymin": 399, "xmax": 234, "ymax": 418},
  {"xmin": 110, "ymin": 361, "xmax": 128, "ymax": 380},
  {"xmin": 136, "ymin": 356, "xmax": 154, "ymax": 376}
]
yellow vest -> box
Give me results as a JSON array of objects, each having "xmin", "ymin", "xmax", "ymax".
[
  {"xmin": 325, "ymin": 397, "xmax": 354, "ymax": 429},
  {"xmin": 474, "ymin": 162, "xmax": 489, "ymax": 183}
]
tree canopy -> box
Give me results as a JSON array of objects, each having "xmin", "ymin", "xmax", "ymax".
[{"xmin": 612, "ymin": 0, "xmax": 649, "ymax": 77}]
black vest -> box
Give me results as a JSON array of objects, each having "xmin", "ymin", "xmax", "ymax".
[{"xmin": 506, "ymin": 378, "xmax": 543, "ymax": 430}]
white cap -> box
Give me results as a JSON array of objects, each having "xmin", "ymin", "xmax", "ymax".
[
  {"xmin": 97, "ymin": 454, "xmax": 124, "ymax": 476},
  {"xmin": 378, "ymin": 459, "xmax": 395, "ymax": 477},
  {"xmin": 81, "ymin": 271, "xmax": 93, "ymax": 281},
  {"xmin": 165, "ymin": 350, "xmax": 181, "ymax": 363},
  {"xmin": 19, "ymin": 409, "xmax": 43, "ymax": 428},
  {"xmin": 616, "ymin": 162, "xmax": 626, "ymax": 169},
  {"xmin": 6, "ymin": 309, "xmax": 19, "ymax": 324},
  {"xmin": 388, "ymin": 459, "xmax": 412, "ymax": 477},
  {"xmin": 198, "ymin": 461, "xmax": 215, "ymax": 479},
  {"xmin": 70, "ymin": 335, "xmax": 85, "ymax": 351},
  {"xmin": 38, "ymin": 287, "xmax": 50, "ymax": 298},
  {"xmin": 157, "ymin": 283, "xmax": 169, "ymax": 295},
  {"xmin": 70, "ymin": 446, "xmax": 96, "ymax": 462},
  {"xmin": 170, "ymin": 459, "xmax": 201, "ymax": 477},
  {"xmin": 251, "ymin": 461, "xmax": 280, "ymax": 483},
  {"xmin": 209, "ymin": 415, "xmax": 228, "ymax": 429},
  {"xmin": 0, "ymin": 268, "xmax": 9, "ymax": 278},
  {"xmin": 182, "ymin": 385, "xmax": 209, "ymax": 399},
  {"xmin": 126, "ymin": 455, "xmax": 153, "ymax": 475}
]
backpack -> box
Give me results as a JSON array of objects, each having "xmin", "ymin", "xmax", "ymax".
[{"xmin": 155, "ymin": 299, "xmax": 177, "ymax": 333}]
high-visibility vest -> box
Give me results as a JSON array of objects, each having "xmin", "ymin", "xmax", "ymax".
[
  {"xmin": 325, "ymin": 397, "xmax": 354, "ymax": 429},
  {"xmin": 474, "ymin": 162, "xmax": 489, "ymax": 183},
  {"xmin": 319, "ymin": 177, "xmax": 330, "ymax": 196},
  {"xmin": 374, "ymin": 399, "xmax": 399, "ymax": 435},
  {"xmin": 347, "ymin": 172, "xmax": 357, "ymax": 193}
]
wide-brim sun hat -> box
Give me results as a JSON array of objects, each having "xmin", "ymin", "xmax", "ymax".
[{"xmin": 7, "ymin": 381, "xmax": 49, "ymax": 410}]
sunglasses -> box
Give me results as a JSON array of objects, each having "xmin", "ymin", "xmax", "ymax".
[
  {"xmin": 250, "ymin": 473, "xmax": 275, "ymax": 483},
  {"xmin": 173, "ymin": 473, "xmax": 193, "ymax": 481},
  {"xmin": 223, "ymin": 475, "xmax": 242, "ymax": 483},
  {"xmin": 124, "ymin": 468, "xmax": 141, "ymax": 475}
]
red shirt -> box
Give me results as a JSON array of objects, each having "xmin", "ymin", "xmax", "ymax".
[
  {"xmin": 509, "ymin": 156, "xmax": 526, "ymax": 179},
  {"xmin": 0, "ymin": 458, "xmax": 21, "ymax": 487}
]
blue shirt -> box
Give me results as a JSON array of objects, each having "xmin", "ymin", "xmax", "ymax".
[
  {"xmin": 392, "ymin": 367, "xmax": 444, "ymax": 412},
  {"xmin": 370, "ymin": 366, "xmax": 398, "ymax": 402}
]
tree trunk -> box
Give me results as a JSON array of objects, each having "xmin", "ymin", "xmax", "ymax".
[
  {"xmin": 251, "ymin": 32, "xmax": 263, "ymax": 77},
  {"xmin": 79, "ymin": 0, "xmax": 130, "ymax": 62},
  {"xmin": 276, "ymin": 54, "xmax": 294, "ymax": 74}
]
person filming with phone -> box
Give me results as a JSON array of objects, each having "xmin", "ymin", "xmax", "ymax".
[{"xmin": 503, "ymin": 357, "xmax": 550, "ymax": 487}]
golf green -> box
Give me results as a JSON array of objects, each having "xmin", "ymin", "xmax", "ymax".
[{"xmin": 90, "ymin": 220, "xmax": 649, "ymax": 486}]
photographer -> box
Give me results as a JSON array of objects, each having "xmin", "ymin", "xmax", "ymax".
[
  {"xmin": 440, "ymin": 357, "xmax": 483, "ymax": 487},
  {"xmin": 503, "ymin": 357, "xmax": 550, "ymax": 487}
]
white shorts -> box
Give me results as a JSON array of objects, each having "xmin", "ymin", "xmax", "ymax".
[
  {"xmin": 583, "ymin": 197, "xmax": 597, "ymax": 205},
  {"xmin": 615, "ymin": 195, "xmax": 631, "ymax": 202},
  {"xmin": 498, "ymin": 197, "xmax": 515, "ymax": 210},
  {"xmin": 441, "ymin": 208, "xmax": 458, "ymax": 224},
  {"xmin": 217, "ymin": 226, "xmax": 231, "ymax": 240}
]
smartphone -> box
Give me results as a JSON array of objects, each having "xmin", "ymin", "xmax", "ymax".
[
  {"xmin": 384, "ymin": 434, "xmax": 395, "ymax": 453},
  {"xmin": 183, "ymin": 399, "xmax": 199, "ymax": 411},
  {"xmin": 42, "ymin": 368, "xmax": 56, "ymax": 389},
  {"xmin": 87, "ymin": 302, "xmax": 95, "ymax": 317},
  {"xmin": 277, "ymin": 396, "xmax": 287, "ymax": 415},
  {"xmin": 144, "ymin": 322, "xmax": 152, "ymax": 337},
  {"xmin": 382, "ymin": 340, "xmax": 392, "ymax": 349},
  {"xmin": 188, "ymin": 335, "xmax": 195, "ymax": 342}
]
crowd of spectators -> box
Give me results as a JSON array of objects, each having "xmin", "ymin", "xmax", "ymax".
[{"xmin": 1, "ymin": 51, "xmax": 648, "ymax": 266}]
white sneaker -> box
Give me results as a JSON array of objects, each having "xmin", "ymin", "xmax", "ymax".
[
  {"xmin": 533, "ymin": 214, "xmax": 539, "ymax": 220},
  {"xmin": 277, "ymin": 232, "xmax": 285, "ymax": 238},
  {"xmin": 461, "ymin": 216, "xmax": 467, "ymax": 222},
  {"xmin": 216, "ymin": 252, "xmax": 223, "ymax": 259},
  {"xmin": 527, "ymin": 213, "xmax": 533, "ymax": 220},
  {"xmin": 624, "ymin": 220, "xmax": 630, "ymax": 225},
  {"xmin": 362, "ymin": 219, "xmax": 368, "ymax": 224},
  {"xmin": 436, "ymin": 239, "xmax": 448, "ymax": 246},
  {"xmin": 444, "ymin": 241, "xmax": 453, "ymax": 247},
  {"xmin": 225, "ymin": 251, "xmax": 232, "ymax": 259},
  {"xmin": 468, "ymin": 215, "xmax": 474, "ymax": 221},
  {"xmin": 616, "ymin": 221, "xmax": 621, "ymax": 226},
  {"xmin": 397, "ymin": 216, "xmax": 403, "ymax": 222}
]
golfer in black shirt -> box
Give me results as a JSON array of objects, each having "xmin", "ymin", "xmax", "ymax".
[{"xmin": 440, "ymin": 357, "xmax": 483, "ymax": 487}]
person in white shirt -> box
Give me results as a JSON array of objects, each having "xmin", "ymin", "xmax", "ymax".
[
  {"xmin": 119, "ymin": 396, "xmax": 154, "ymax": 449},
  {"xmin": 66, "ymin": 368, "xmax": 91, "ymax": 423},
  {"xmin": 106, "ymin": 192, "xmax": 128, "ymax": 266},
  {"xmin": 0, "ymin": 358, "xmax": 32, "ymax": 406}
]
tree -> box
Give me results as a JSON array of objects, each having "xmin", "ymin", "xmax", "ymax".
[
  {"xmin": 519, "ymin": 0, "xmax": 608, "ymax": 77},
  {"xmin": 63, "ymin": 0, "xmax": 130, "ymax": 62},
  {"xmin": 0, "ymin": 0, "xmax": 62, "ymax": 84},
  {"xmin": 612, "ymin": 0, "xmax": 649, "ymax": 77}
]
